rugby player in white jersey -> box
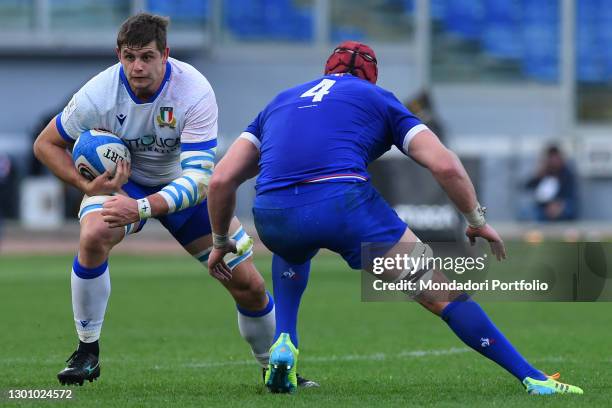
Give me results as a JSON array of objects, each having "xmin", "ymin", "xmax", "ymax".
[{"xmin": 33, "ymin": 13, "xmax": 284, "ymax": 386}]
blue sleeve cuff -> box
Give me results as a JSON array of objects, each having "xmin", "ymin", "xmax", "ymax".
[
  {"xmin": 55, "ymin": 113, "xmax": 75, "ymax": 143},
  {"xmin": 181, "ymin": 139, "xmax": 217, "ymax": 152}
]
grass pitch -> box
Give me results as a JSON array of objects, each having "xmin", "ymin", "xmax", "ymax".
[{"xmin": 0, "ymin": 253, "xmax": 610, "ymax": 407}]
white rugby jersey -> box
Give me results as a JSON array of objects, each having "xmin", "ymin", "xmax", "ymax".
[{"xmin": 57, "ymin": 57, "xmax": 218, "ymax": 187}]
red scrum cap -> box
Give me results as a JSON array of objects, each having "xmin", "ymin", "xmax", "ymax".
[{"xmin": 324, "ymin": 41, "xmax": 378, "ymax": 84}]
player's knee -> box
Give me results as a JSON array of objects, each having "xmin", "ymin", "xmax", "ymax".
[
  {"xmin": 246, "ymin": 272, "xmax": 266, "ymax": 298},
  {"xmin": 239, "ymin": 287, "xmax": 267, "ymax": 311},
  {"xmin": 80, "ymin": 218, "xmax": 118, "ymax": 254},
  {"xmin": 231, "ymin": 265, "xmax": 267, "ymax": 308},
  {"xmin": 237, "ymin": 267, "xmax": 265, "ymax": 294}
]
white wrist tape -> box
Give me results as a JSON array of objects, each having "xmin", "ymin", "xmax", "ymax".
[
  {"xmin": 137, "ymin": 198, "xmax": 152, "ymax": 220},
  {"xmin": 463, "ymin": 204, "xmax": 487, "ymax": 228},
  {"xmin": 212, "ymin": 232, "xmax": 229, "ymax": 249}
]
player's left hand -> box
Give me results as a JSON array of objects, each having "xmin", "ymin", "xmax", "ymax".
[
  {"xmin": 466, "ymin": 224, "xmax": 507, "ymax": 261},
  {"xmin": 207, "ymin": 240, "xmax": 237, "ymax": 282},
  {"xmin": 101, "ymin": 195, "xmax": 139, "ymax": 228}
]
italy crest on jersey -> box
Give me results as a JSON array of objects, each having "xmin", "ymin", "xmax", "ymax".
[{"xmin": 156, "ymin": 106, "xmax": 176, "ymax": 128}]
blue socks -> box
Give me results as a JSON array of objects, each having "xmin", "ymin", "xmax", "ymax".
[
  {"xmin": 271, "ymin": 254, "xmax": 545, "ymax": 382},
  {"xmin": 441, "ymin": 295, "xmax": 546, "ymax": 381},
  {"xmin": 271, "ymin": 254, "xmax": 310, "ymax": 348}
]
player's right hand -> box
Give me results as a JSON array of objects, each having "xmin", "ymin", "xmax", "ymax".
[
  {"xmin": 80, "ymin": 160, "xmax": 130, "ymax": 196},
  {"xmin": 207, "ymin": 240, "xmax": 237, "ymax": 282},
  {"xmin": 465, "ymin": 224, "xmax": 507, "ymax": 261}
]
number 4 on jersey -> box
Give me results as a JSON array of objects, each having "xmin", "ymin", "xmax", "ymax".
[{"xmin": 300, "ymin": 79, "xmax": 336, "ymax": 102}]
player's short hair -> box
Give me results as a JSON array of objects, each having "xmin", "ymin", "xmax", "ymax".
[
  {"xmin": 117, "ymin": 12, "xmax": 169, "ymax": 54},
  {"xmin": 324, "ymin": 40, "xmax": 378, "ymax": 84}
]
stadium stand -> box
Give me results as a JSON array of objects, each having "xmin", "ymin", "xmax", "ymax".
[
  {"xmin": 225, "ymin": 0, "xmax": 313, "ymax": 41},
  {"xmin": 147, "ymin": 0, "xmax": 209, "ymax": 26}
]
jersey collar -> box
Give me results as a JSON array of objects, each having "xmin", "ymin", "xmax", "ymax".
[{"xmin": 119, "ymin": 61, "xmax": 171, "ymax": 104}]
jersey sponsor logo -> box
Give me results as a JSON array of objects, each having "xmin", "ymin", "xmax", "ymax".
[
  {"xmin": 156, "ymin": 106, "xmax": 176, "ymax": 128},
  {"xmin": 124, "ymin": 134, "xmax": 180, "ymax": 154},
  {"xmin": 116, "ymin": 113, "xmax": 127, "ymax": 125}
]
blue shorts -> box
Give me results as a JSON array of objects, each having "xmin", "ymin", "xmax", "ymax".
[
  {"xmin": 253, "ymin": 182, "xmax": 407, "ymax": 269},
  {"xmin": 122, "ymin": 179, "xmax": 212, "ymax": 246}
]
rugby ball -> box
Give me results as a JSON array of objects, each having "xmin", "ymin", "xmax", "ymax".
[{"xmin": 72, "ymin": 129, "xmax": 131, "ymax": 181}]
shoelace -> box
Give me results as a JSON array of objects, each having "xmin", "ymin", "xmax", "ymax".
[
  {"xmin": 65, "ymin": 351, "xmax": 78, "ymax": 363},
  {"xmin": 66, "ymin": 351, "xmax": 91, "ymax": 367}
]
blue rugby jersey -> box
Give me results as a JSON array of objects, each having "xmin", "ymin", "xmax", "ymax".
[{"xmin": 240, "ymin": 74, "xmax": 427, "ymax": 194}]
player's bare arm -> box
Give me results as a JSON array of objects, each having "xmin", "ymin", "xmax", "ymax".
[
  {"xmin": 407, "ymin": 129, "xmax": 478, "ymax": 212},
  {"xmin": 207, "ymin": 138, "xmax": 260, "ymax": 280},
  {"xmin": 408, "ymin": 129, "xmax": 506, "ymax": 260},
  {"xmin": 102, "ymin": 140, "xmax": 216, "ymax": 228},
  {"xmin": 101, "ymin": 189, "xmax": 169, "ymax": 228},
  {"xmin": 33, "ymin": 118, "xmax": 129, "ymax": 196}
]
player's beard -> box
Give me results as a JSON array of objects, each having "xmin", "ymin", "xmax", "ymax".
[
  {"xmin": 129, "ymin": 76, "xmax": 157, "ymax": 99},
  {"xmin": 130, "ymin": 76, "xmax": 152, "ymax": 89}
]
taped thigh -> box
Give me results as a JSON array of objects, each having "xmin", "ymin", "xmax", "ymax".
[
  {"xmin": 393, "ymin": 239, "xmax": 435, "ymax": 297},
  {"xmin": 78, "ymin": 195, "xmax": 146, "ymax": 236}
]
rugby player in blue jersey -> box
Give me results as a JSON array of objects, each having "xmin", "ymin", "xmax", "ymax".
[{"xmin": 206, "ymin": 41, "xmax": 583, "ymax": 395}]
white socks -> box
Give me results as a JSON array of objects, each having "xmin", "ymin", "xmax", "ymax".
[
  {"xmin": 237, "ymin": 293, "xmax": 275, "ymax": 367},
  {"xmin": 70, "ymin": 255, "xmax": 275, "ymax": 367},
  {"xmin": 71, "ymin": 257, "xmax": 110, "ymax": 343}
]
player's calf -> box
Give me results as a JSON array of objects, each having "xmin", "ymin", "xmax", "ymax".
[
  {"xmin": 189, "ymin": 222, "xmax": 275, "ymax": 369},
  {"xmin": 228, "ymin": 258, "xmax": 274, "ymax": 369}
]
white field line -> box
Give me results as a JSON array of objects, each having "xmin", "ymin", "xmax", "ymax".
[
  {"xmin": 1, "ymin": 348, "xmax": 467, "ymax": 368},
  {"xmin": 2, "ymin": 350, "xmax": 589, "ymax": 370},
  {"xmin": 173, "ymin": 347, "xmax": 470, "ymax": 370},
  {"xmin": 531, "ymin": 356, "xmax": 571, "ymax": 363}
]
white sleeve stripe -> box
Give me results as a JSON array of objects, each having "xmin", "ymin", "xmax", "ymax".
[
  {"xmin": 158, "ymin": 191, "xmax": 176, "ymax": 212},
  {"xmin": 182, "ymin": 159, "xmax": 214, "ymax": 167},
  {"xmin": 183, "ymin": 162, "xmax": 213, "ymax": 169},
  {"xmin": 402, "ymin": 124, "xmax": 430, "ymax": 154},
  {"xmin": 180, "ymin": 150, "xmax": 215, "ymax": 161},
  {"xmin": 239, "ymin": 132, "xmax": 261, "ymax": 150},
  {"xmin": 182, "ymin": 164, "xmax": 214, "ymax": 172},
  {"xmin": 180, "ymin": 150, "xmax": 215, "ymax": 170},
  {"xmin": 160, "ymin": 176, "xmax": 201, "ymax": 212}
]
